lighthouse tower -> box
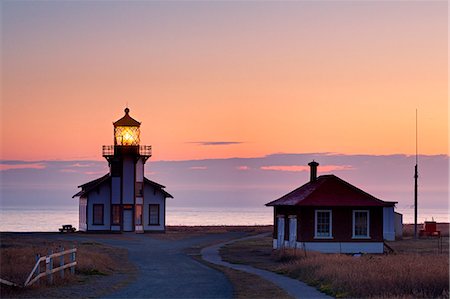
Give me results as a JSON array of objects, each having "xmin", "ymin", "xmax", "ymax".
[
  {"xmin": 73, "ymin": 108, "xmax": 172, "ymax": 233},
  {"xmin": 102, "ymin": 108, "xmax": 151, "ymax": 232}
]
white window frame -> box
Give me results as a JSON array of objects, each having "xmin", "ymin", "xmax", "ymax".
[
  {"xmin": 314, "ymin": 210, "xmax": 333, "ymax": 239},
  {"xmin": 352, "ymin": 210, "xmax": 370, "ymax": 239}
]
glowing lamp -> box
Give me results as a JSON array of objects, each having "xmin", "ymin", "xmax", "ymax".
[{"xmin": 113, "ymin": 108, "xmax": 141, "ymax": 146}]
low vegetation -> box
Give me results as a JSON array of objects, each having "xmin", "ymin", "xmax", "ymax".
[
  {"xmin": 221, "ymin": 236, "xmax": 449, "ymax": 298},
  {"xmin": 0, "ymin": 233, "xmax": 135, "ymax": 297}
]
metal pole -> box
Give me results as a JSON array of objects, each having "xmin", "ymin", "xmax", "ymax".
[
  {"xmin": 414, "ymin": 164, "xmax": 418, "ymax": 239},
  {"xmin": 414, "ymin": 109, "xmax": 418, "ymax": 239}
]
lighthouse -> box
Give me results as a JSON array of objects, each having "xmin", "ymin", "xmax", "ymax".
[{"xmin": 73, "ymin": 108, "xmax": 173, "ymax": 233}]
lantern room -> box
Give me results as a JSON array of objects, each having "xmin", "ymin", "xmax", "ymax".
[{"xmin": 113, "ymin": 108, "xmax": 141, "ymax": 146}]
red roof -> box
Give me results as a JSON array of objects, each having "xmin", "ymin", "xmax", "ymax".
[{"xmin": 266, "ymin": 175, "xmax": 396, "ymax": 207}]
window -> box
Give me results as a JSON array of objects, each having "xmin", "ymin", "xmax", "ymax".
[
  {"xmin": 353, "ymin": 210, "xmax": 370, "ymax": 238},
  {"xmin": 149, "ymin": 204, "xmax": 160, "ymax": 225},
  {"xmin": 112, "ymin": 205, "xmax": 120, "ymax": 225},
  {"xmin": 135, "ymin": 205, "xmax": 142, "ymax": 225},
  {"xmin": 135, "ymin": 182, "xmax": 143, "ymax": 197},
  {"xmin": 93, "ymin": 204, "xmax": 104, "ymax": 225},
  {"xmin": 315, "ymin": 210, "xmax": 332, "ymax": 238}
]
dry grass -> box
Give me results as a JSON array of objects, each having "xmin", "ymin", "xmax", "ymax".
[
  {"xmin": 221, "ymin": 236, "xmax": 450, "ymax": 298},
  {"xmin": 0, "ymin": 233, "xmax": 134, "ymax": 297},
  {"xmin": 149, "ymin": 225, "xmax": 273, "ymax": 240}
]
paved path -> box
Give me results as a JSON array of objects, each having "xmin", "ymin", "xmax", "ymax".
[
  {"xmin": 201, "ymin": 234, "xmax": 332, "ymax": 299},
  {"xmin": 99, "ymin": 233, "xmax": 247, "ymax": 298},
  {"xmin": 37, "ymin": 232, "xmax": 247, "ymax": 298}
]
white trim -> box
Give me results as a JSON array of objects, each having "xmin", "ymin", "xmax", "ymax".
[
  {"xmin": 272, "ymin": 239, "xmax": 384, "ymax": 253},
  {"xmin": 314, "ymin": 209, "xmax": 332, "ymax": 239},
  {"xmin": 299, "ymin": 241, "xmax": 383, "ymax": 253},
  {"xmin": 352, "ymin": 210, "xmax": 370, "ymax": 239}
]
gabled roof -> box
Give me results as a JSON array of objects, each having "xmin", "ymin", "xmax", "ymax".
[
  {"xmin": 73, "ymin": 174, "xmax": 173, "ymax": 199},
  {"xmin": 266, "ymin": 175, "xmax": 396, "ymax": 207},
  {"xmin": 73, "ymin": 174, "xmax": 110, "ymax": 198},
  {"xmin": 113, "ymin": 108, "xmax": 141, "ymax": 127}
]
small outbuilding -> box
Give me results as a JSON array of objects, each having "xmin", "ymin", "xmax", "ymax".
[{"xmin": 266, "ymin": 161, "xmax": 398, "ymax": 253}]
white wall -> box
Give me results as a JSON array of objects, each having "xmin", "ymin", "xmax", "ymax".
[
  {"xmin": 383, "ymin": 207, "xmax": 395, "ymax": 241},
  {"xmin": 122, "ymin": 156, "xmax": 135, "ymax": 204},
  {"xmin": 395, "ymin": 213, "xmax": 403, "ymax": 239},
  {"xmin": 87, "ymin": 183, "xmax": 111, "ymax": 230},
  {"xmin": 79, "ymin": 197, "xmax": 87, "ymax": 231},
  {"xmin": 143, "ymin": 184, "xmax": 166, "ymax": 231}
]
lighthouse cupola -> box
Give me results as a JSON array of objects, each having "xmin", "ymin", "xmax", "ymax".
[{"xmin": 113, "ymin": 108, "xmax": 141, "ymax": 146}]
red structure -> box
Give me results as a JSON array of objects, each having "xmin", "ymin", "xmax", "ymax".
[{"xmin": 419, "ymin": 221, "xmax": 441, "ymax": 237}]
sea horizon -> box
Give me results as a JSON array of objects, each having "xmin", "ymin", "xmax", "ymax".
[{"xmin": 0, "ymin": 205, "xmax": 448, "ymax": 232}]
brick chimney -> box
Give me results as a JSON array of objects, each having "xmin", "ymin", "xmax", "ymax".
[{"xmin": 308, "ymin": 160, "xmax": 319, "ymax": 182}]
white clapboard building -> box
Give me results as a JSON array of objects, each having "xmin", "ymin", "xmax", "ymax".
[{"xmin": 73, "ymin": 108, "xmax": 173, "ymax": 233}]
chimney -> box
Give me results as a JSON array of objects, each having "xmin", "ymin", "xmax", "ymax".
[{"xmin": 308, "ymin": 160, "xmax": 319, "ymax": 182}]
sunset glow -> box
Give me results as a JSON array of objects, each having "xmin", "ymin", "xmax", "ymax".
[{"xmin": 1, "ymin": 1, "xmax": 447, "ymax": 161}]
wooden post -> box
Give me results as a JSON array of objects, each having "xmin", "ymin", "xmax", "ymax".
[
  {"xmin": 47, "ymin": 249, "xmax": 53, "ymax": 284},
  {"xmin": 35, "ymin": 254, "xmax": 40, "ymax": 285},
  {"xmin": 70, "ymin": 244, "xmax": 75, "ymax": 274},
  {"xmin": 60, "ymin": 246, "xmax": 65, "ymax": 279}
]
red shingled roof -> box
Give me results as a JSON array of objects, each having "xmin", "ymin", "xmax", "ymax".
[{"xmin": 266, "ymin": 175, "xmax": 396, "ymax": 207}]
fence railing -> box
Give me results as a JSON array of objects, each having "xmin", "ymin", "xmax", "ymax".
[{"xmin": 0, "ymin": 246, "xmax": 77, "ymax": 288}]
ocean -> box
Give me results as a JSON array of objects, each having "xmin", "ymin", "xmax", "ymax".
[{"xmin": 0, "ymin": 206, "xmax": 447, "ymax": 232}]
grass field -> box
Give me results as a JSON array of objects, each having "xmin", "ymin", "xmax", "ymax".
[
  {"xmin": 221, "ymin": 236, "xmax": 449, "ymax": 298},
  {"xmin": 0, "ymin": 233, "xmax": 136, "ymax": 298}
]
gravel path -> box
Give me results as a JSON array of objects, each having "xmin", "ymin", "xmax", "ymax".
[{"xmin": 201, "ymin": 234, "xmax": 332, "ymax": 299}]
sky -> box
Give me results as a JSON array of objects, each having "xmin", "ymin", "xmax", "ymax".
[{"xmin": 0, "ymin": 1, "xmax": 448, "ymax": 217}]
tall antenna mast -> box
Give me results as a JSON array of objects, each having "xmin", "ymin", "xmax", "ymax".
[{"xmin": 414, "ymin": 109, "xmax": 418, "ymax": 239}]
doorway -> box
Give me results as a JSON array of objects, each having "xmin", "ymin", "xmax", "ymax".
[{"xmin": 123, "ymin": 209, "xmax": 133, "ymax": 232}]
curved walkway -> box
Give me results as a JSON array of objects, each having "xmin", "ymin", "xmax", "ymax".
[{"xmin": 201, "ymin": 234, "xmax": 332, "ymax": 299}]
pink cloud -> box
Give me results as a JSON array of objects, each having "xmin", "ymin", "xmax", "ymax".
[
  {"xmin": 0, "ymin": 163, "xmax": 46, "ymax": 171},
  {"xmin": 260, "ymin": 165, "xmax": 354, "ymax": 172},
  {"xmin": 59, "ymin": 169, "xmax": 77, "ymax": 173},
  {"xmin": 84, "ymin": 170, "xmax": 108, "ymax": 175},
  {"xmin": 70, "ymin": 163, "xmax": 93, "ymax": 168},
  {"xmin": 189, "ymin": 166, "xmax": 208, "ymax": 170},
  {"xmin": 237, "ymin": 166, "xmax": 250, "ymax": 170}
]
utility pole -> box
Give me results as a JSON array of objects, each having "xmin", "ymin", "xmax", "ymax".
[{"xmin": 414, "ymin": 109, "xmax": 418, "ymax": 239}]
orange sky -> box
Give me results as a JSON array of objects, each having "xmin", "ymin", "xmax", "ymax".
[{"xmin": 1, "ymin": 1, "xmax": 447, "ymax": 161}]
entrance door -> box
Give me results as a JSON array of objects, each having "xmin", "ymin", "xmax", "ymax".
[
  {"xmin": 289, "ymin": 216, "xmax": 297, "ymax": 248},
  {"xmin": 123, "ymin": 209, "xmax": 133, "ymax": 232},
  {"xmin": 277, "ymin": 216, "xmax": 285, "ymax": 249}
]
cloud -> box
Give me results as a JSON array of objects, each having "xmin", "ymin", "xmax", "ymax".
[
  {"xmin": 237, "ymin": 166, "xmax": 250, "ymax": 171},
  {"xmin": 260, "ymin": 165, "xmax": 354, "ymax": 172},
  {"xmin": 59, "ymin": 169, "xmax": 77, "ymax": 173},
  {"xmin": 84, "ymin": 171, "xmax": 108, "ymax": 175},
  {"xmin": 188, "ymin": 141, "xmax": 243, "ymax": 146},
  {"xmin": 189, "ymin": 166, "xmax": 208, "ymax": 170},
  {"xmin": 69, "ymin": 163, "xmax": 93, "ymax": 168},
  {"xmin": 0, "ymin": 163, "xmax": 46, "ymax": 171}
]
